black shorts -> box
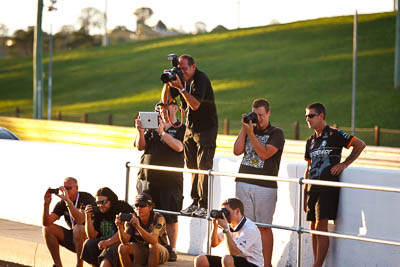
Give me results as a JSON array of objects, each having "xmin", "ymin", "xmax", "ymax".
[
  {"xmin": 205, "ymin": 255, "xmax": 258, "ymax": 267},
  {"xmin": 81, "ymin": 238, "xmax": 116, "ymax": 266},
  {"xmin": 149, "ymin": 185, "xmax": 183, "ymax": 224},
  {"xmin": 306, "ymin": 190, "xmax": 340, "ymax": 221},
  {"xmin": 59, "ymin": 227, "xmax": 75, "ymax": 252}
]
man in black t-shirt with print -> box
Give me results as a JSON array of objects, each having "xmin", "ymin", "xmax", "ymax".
[
  {"xmin": 162, "ymin": 54, "xmax": 218, "ymax": 218},
  {"xmin": 42, "ymin": 177, "xmax": 95, "ymax": 267},
  {"xmin": 134, "ymin": 98, "xmax": 185, "ymax": 261},
  {"xmin": 233, "ymin": 98, "xmax": 285, "ymax": 267},
  {"xmin": 81, "ymin": 187, "xmax": 134, "ymax": 267},
  {"xmin": 304, "ymin": 102, "xmax": 366, "ymax": 267}
]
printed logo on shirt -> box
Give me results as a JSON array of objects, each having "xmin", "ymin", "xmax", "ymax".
[{"xmin": 242, "ymin": 134, "xmax": 270, "ymax": 169}]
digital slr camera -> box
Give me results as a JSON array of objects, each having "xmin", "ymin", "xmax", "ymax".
[
  {"xmin": 243, "ymin": 112, "xmax": 258, "ymax": 123},
  {"xmin": 160, "ymin": 54, "xmax": 184, "ymax": 83},
  {"xmin": 210, "ymin": 208, "xmax": 230, "ymax": 221}
]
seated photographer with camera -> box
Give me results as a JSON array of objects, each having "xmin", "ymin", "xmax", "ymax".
[
  {"xmin": 99, "ymin": 191, "xmax": 169, "ymax": 267},
  {"xmin": 194, "ymin": 198, "xmax": 263, "ymax": 267},
  {"xmin": 233, "ymin": 98, "xmax": 285, "ymax": 267},
  {"xmin": 134, "ymin": 98, "xmax": 185, "ymax": 262},
  {"xmin": 81, "ymin": 187, "xmax": 134, "ymax": 267},
  {"xmin": 161, "ymin": 54, "xmax": 218, "ymax": 218},
  {"xmin": 42, "ymin": 177, "xmax": 95, "ymax": 267}
]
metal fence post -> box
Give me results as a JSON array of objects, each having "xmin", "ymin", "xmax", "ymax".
[
  {"xmin": 207, "ymin": 169, "xmax": 214, "ymax": 255},
  {"xmin": 125, "ymin": 161, "xmax": 131, "ymax": 202},
  {"xmin": 297, "ymin": 177, "xmax": 304, "ymax": 267}
]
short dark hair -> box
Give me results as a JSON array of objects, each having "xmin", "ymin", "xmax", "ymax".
[
  {"xmin": 306, "ymin": 102, "xmax": 326, "ymax": 119},
  {"xmin": 96, "ymin": 187, "xmax": 118, "ymax": 204},
  {"xmin": 252, "ymin": 98, "xmax": 270, "ymax": 113},
  {"xmin": 179, "ymin": 54, "xmax": 195, "ymax": 66},
  {"xmin": 222, "ymin": 198, "xmax": 244, "ymax": 215}
]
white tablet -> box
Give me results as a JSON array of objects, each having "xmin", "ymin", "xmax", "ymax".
[{"xmin": 139, "ymin": 112, "xmax": 159, "ymax": 129}]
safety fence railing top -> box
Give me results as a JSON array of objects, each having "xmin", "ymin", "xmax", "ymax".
[{"xmin": 125, "ymin": 162, "xmax": 400, "ymax": 267}]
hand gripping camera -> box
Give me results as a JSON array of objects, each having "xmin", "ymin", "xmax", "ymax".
[
  {"xmin": 210, "ymin": 208, "xmax": 230, "ymax": 221},
  {"xmin": 160, "ymin": 54, "xmax": 184, "ymax": 83},
  {"xmin": 243, "ymin": 112, "xmax": 258, "ymax": 123}
]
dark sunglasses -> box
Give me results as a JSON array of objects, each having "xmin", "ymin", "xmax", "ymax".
[
  {"xmin": 305, "ymin": 113, "xmax": 319, "ymax": 119},
  {"xmin": 135, "ymin": 203, "xmax": 148, "ymax": 208},
  {"xmin": 96, "ymin": 199, "xmax": 108, "ymax": 205}
]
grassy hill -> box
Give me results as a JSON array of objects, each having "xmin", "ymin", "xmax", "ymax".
[{"xmin": 0, "ymin": 12, "xmax": 399, "ymax": 145}]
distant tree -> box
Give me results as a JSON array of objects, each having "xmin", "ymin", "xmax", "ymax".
[
  {"xmin": 134, "ymin": 7, "xmax": 153, "ymax": 29},
  {"xmin": 9, "ymin": 27, "xmax": 34, "ymax": 57},
  {"xmin": 111, "ymin": 26, "xmax": 128, "ymax": 33},
  {"xmin": 155, "ymin": 20, "xmax": 167, "ymax": 32},
  {"xmin": 194, "ymin": 22, "xmax": 207, "ymax": 34},
  {"xmin": 54, "ymin": 25, "xmax": 75, "ymax": 50},
  {"xmin": 78, "ymin": 7, "xmax": 104, "ymax": 34},
  {"xmin": 0, "ymin": 24, "xmax": 9, "ymax": 37},
  {"xmin": 211, "ymin": 25, "xmax": 228, "ymax": 33},
  {"xmin": 269, "ymin": 19, "xmax": 280, "ymax": 25}
]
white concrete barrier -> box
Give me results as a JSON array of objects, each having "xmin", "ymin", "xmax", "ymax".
[{"xmin": 0, "ymin": 139, "xmax": 399, "ymax": 266}]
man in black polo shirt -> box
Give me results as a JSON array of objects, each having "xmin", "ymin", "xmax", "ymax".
[
  {"xmin": 162, "ymin": 54, "xmax": 218, "ymax": 217},
  {"xmin": 233, "ymin": 98, "xmax": 285, "ymax": 267},
  {"xmin": 304, "ymin": 102, "xmax": 365, "ymax": 267},
  {"xmin": 42, "ymin": 177, "xmax": 95, "ymax": 267},
  {"xmin": 134, "ymin": 98, "xmax": 185, "ymax": 261}
]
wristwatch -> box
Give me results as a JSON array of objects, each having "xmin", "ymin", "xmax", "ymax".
[
  {"xmin": 161, "ymin": 131, "xmax": 166, "ymax": 137},
  {"xmin": 179, "ymin": 88, "xmax": 186, "ymax": 93},
  {"xmin": 223, "ymin": 228, "xmax": 230, "ymax": 234}
]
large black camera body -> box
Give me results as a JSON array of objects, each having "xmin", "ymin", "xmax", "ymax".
[
  {"xmin": 160, "ymin": 54, "xmax": 184, "ymax": 83},
  {"xmin": 210, "ymin": 208, "xmax": 230, "ymax": 221},
  {"xmin": 119, "ymin": 211, "xmax": 137, "ymax": 222},
  {"xmin": 243, "ymin": 112, "xmax": 258, "ymax": 123}
]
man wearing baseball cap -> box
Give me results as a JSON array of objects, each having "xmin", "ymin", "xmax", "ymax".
[{"xmin": 101, "ymin": 191, "xmax": 170, "ymax": 267}]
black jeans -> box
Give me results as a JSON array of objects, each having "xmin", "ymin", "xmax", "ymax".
[{"xmin": 184, "ymin": 127, "xmax": 217, "ymax": 208}]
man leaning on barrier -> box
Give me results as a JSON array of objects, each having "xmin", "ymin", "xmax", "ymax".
[
  {"xmin": 304, "ymin": 102, "xmax": 366, "ymax": 267},
  {"xmin": 194, "ymin": 198, "xmax": 263, "ymax": 267},
  {"xmin": 233, "ymin": 98, "xmax": 285, "ymax": 267},
  {"xmin": 42, "ymin": 176, "xmax": 95, "ymax": 267},
  {"xmin": 134, "ymin": 98, "xmax": 185, "ymax": 261}
]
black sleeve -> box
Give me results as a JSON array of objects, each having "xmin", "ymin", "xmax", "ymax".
[
  {"xmin": 304, "ymin": 138, "xmax": 311, "ymax": 161},
  {"xmin": 191, "ymin": 74, "xmax": 210, "ymax": 102},
  {"xmin": 175, "ymin": 124, "xmax": 186, "ymax": 142},
  {"xmin": 52, "ymin": 200, "xmax": 67, "ymax": 217},
  {"xmin": 268, "ymin": 128, "xmax": 285, "ymax": 150}
]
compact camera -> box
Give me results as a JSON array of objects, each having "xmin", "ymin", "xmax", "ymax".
[
  {"xmin": 210, "ymin": 208, "xmax": 230, "ymax": 221},
  {"xmin": 119, "ymin": 211, "xmax": 137, "ymax": 221},
  {"xmin": 49, "ymin": 188, "xmax": 59, "ymax": 194},
  {"xmin": 91, "ymin": 205, "xmax": 101, "ymax": 214},
  {"xmin": 160, "ymin": 54, "xmax": 184, "ymax": 83},
  {"xmin": 139, "ymin": 112, "xmax": 159, "ymax": 129},
  {"xmin": 243, "ymin": 112, "xmax": 258, "ymax": 123}
]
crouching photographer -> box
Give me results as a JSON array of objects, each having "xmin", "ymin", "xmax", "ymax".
[
  {"xmin": 42, "ymin": 177, "xmax": 95, "ymax": 267},
  {"xmin": 100, "ymin": 191, "xmax": 170, "ymax": 267},
  {"xmin": 194, "ymin": 198, "xmax": 263, "ymax": 267},
  {"xmin": 81, "ymin": 187, "xmax": 134, "ymax": 267}
]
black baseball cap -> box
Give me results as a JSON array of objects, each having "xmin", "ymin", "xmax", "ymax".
[
  {"xmin": 155, "ymin": 98, "xmax": 177, "ymax": 108},
  {"xmin": 134, "ymin": 192, "xmax": 153, "ymax": 206}
]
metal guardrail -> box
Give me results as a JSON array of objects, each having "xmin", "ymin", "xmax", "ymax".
[{"xmin": 125, "ymin": 162, "xmax": 400, "ymax": 267}]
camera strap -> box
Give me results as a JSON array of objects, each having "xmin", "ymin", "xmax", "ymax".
[
  {"xmin": 68, "ymin": 192, "xmax": 79, "ymax": 227},
  {"xmin": 230, "ymin": 216, "xmax": 247, "ymax": 232}
]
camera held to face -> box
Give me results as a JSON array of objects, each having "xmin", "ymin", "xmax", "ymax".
[
  {"xmin": 119, "ymin": 210, "xmax": 137, "ymax": 222},
  {"xmin": 160, "ymin": 54, "xmax": 184, "ymax": 83},
  {"xmin": 243, "ymin": 112, "xmax": 258, "ymax": 123},
  {"xmin": 49, "ymin": 188, "xmax": 59, "ymax": 194},
  {"xmin": 210, "ymin": 208, "xmax": 230, "ymax": 221}
]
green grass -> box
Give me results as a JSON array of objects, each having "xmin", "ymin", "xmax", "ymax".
[{"xmin": 1, "ymin": 12, "xmax": 399, "ymax": 146}]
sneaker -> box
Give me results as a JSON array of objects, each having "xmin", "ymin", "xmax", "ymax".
[
  {"xmin": 192, "ymin": 207, "xmax": 208, "ymax": 217},
  {"xmin": 180, "ymin": 204, "xmax": 198, "ymax": 215},
  {"xmin": 168, "ymin": 250, "xmax": 177, "ymax": 262}
]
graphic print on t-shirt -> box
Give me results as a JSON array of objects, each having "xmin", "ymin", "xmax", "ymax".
[
  {"xmin": 242, "ymin": 134, "xmax": 270, "ymax": 169},
  {"xmin": 99, "ymin": 220, "xmax": 116, "ymax": 239}
]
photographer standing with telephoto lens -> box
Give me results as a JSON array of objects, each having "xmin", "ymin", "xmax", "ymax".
[{"xmin": 161, "ymin": 54, "xmax": 218, "ymax": 218}]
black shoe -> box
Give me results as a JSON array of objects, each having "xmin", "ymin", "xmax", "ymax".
[{"xmin": 168, "ymin": 250, "xmax": 177, "ymax": 262}]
